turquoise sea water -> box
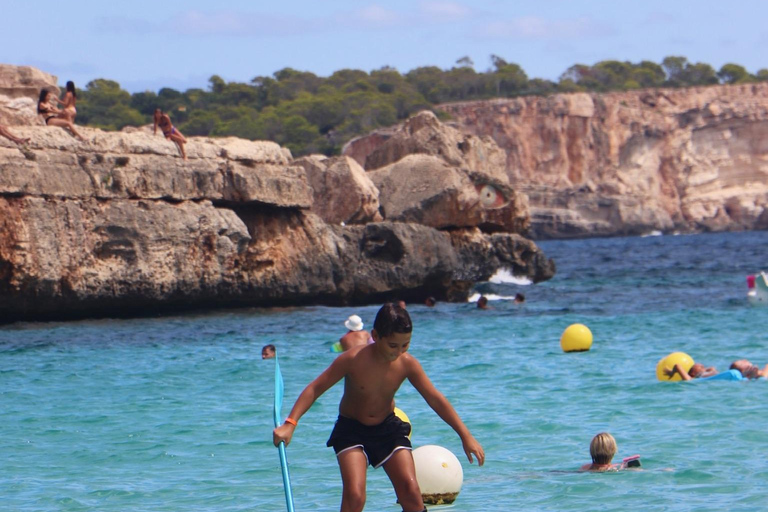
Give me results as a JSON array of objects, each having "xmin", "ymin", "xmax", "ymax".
[{"xmin": 2, "ymin": 231, "xmax": 767, "ymax": 511}]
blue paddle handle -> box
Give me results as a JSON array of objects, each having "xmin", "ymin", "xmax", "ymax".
[
  {"xmin": 278, "ymin": 441, "xmax": 296, "ymax": 512},
  {"xmin": 273, "ymin": 355, "xmax": 296, "ymax": 512}
]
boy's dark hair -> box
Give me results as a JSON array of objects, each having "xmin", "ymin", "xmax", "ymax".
[
  {"xmin": 263, "ymin": 344, "xmax": 276, "ymax": 351},
  {"xmin": 373, "ymin": 303, "xmax": 412, "ymax": 338}
]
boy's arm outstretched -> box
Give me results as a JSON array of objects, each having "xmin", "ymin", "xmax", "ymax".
[
  {"xmin": 406, "ymin": 357, "xmax": 485, "ymax": 466},
  {"xmin": 272, "ymin": 354, "xmax": 349, "ymax": 447}
]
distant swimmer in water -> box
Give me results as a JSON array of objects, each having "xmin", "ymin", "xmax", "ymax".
[
  {"xmin": 425, "ymin": 296, "xmax": 436, "ymax": 307},
  {"xmin": 153, "ymin": 108, "xmax": 187, "ymax": 160},
  {"xmin": 37, "ymin": 88, "xmax": 85, "ymax": 140},
  {"xmin": 664, "ymin": 362, "xmax": 718, "ymax": 381},
  {"xmin": 580, "ymin": 432, "xmax": 640, "ymax": 472},
  {"xmin": 580, "ymin": 432, "xmax": 618, "ymax": 472},
  {"xmin": 477, "ymin": 296, "xmax": 490, "ymax": 309},
  {"xmin": 729, "ymin": 359, "xmax": 768, "ymax": 379},
  {"xmin": 0, "ymin": 124, "xmax": 30, "ymax": 145},
  {"xmin": 514, "ymin": 293, "xmax": 525, "ymax": 304},
  {"xmin": 262, "ymin": 344, "xmax": 276, "ymax": 359},
  {"xmin": 339, "ymin": 314, "xmax": 371, "ymax": 352}
]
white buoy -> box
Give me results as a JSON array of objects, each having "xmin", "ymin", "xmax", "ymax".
[{"xmin": 412, "ymin": 445, "xmax": 463, "ymax": 505}]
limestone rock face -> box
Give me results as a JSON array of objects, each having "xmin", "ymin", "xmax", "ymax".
[
  {"xmin": 0, "ymin": 126, "xmax": 312, "ymax": 208},
  {"xmin": 345, "ymin": 111, "xmax": 529, "ymax": 234},
  {"xmin": 436, "ymin": 84, "xmax": 768, "ymax": 238},
  {"xmin": 0, "ymin": 124, "xmax": 553, "ymax": 323},
  {"xmin": 369, "ymin": 154, "xmax": 529, "ymax": 234},
  {"xmin": 354, "ymin": 111, "xmax": 509, "ymax": 183},
  {"xmin": 0, "ymin": 64, "xmax": 58, "ymax": 126},
  {"xmin": 294, "ymin": 155, "xmax": 382, "ymax": 225}
]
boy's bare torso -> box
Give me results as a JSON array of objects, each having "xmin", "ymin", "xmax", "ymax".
[{"xmin": 338, "ymin": 344, "xmax": 411, "ymax": 425}]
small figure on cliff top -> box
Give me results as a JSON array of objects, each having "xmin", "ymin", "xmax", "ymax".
[
  {"xmin": 339, "ymin": 314, "xmax": 371, "ymax": 351},
  {"xmin": 153, "ymin": 108, "xmax": 187, "ymax": 160},
  {"xmin": 54, "ymin": 81, "xmax": 78, "ymax": 123},
  {"xmin": 273, "ymin": 302, "xmax": 484, "ymax": 512},
  {"xmin": 0, "ymin": 124, "xmax": 30, "ymax": 145},
  {"xmin": 262, "ymin": 344, "xmax": 276, "ymax": 359},
  {"xmin": 37, "ymin": 88, "xmax": 85, "ymax": 141}
]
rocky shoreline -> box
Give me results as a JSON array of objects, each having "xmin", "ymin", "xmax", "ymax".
[
  {"xmin": 0, "ymin": 107, "xmax": 554, "ymax": 324},
  {"xmin": 10, "ymin": 66, "xmax": 768, "ymax": 323}
]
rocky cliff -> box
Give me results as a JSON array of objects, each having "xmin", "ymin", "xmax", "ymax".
[
  {"xmin": 0, "ymin": 65, "xmax": 58, "ymax": 126},
  {"xmin": 436, "ymin": 84, "xmax": 768, "ymax": 238},
  {"xmin": 345, "ymin": 84, "xmax": 768, "ymax": 239},
  {"xmin": 0, "ymin": 73, "xmax": 554, "ymax": 323}
]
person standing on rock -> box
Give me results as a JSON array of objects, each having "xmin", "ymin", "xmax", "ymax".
[
  {"xmin": 37, "ymin": 89, "xmax": 85, "ymax": 140},
  {"xmin": 54, "ymin": 81, "xmax": 78, "ymax": 123},
  {"xmin": 153, "ymin": 108, "xmax": 187, "ymax": 160}
]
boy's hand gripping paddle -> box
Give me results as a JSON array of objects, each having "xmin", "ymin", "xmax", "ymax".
[{"xmin": 273, "ymin": 355, "xmax": 296, "ymax": 512}]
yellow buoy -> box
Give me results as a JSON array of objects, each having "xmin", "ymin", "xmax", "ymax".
[
  {"xmin": 560, "ymin": 323, "xmax": 593, "ymax": 352},
  {"xmin": 656, "ymin": 352, "xmax": 694, "ymax": 381},
  {"xmin": 394, "ymin": 407, "xmax": 412, "ymax": 439}
]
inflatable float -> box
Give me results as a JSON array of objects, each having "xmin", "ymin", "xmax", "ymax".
[{"xmin": 698, "ymin": 369, "xmax": 745, "ymax": 381}]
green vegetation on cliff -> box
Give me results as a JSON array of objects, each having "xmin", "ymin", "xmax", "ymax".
[{"xmin": 76, "ymin": 56, "xmax": 768, "ymax": 157}]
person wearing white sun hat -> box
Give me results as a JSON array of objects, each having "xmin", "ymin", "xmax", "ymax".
[{"xmin": 339, "ymin": 314, "xmax": 371, "ymax": 351}]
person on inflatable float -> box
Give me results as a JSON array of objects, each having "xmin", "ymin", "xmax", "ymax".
[{"xmin": 664, "ymin": 362, "xmax": 718, "ymax": 381}]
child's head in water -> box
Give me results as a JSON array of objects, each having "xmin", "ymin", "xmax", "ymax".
[{"xmin": 590, "ymin": 432, "xmax": 617, "ymax": 465}]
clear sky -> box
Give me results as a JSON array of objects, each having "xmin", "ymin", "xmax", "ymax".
[{"xmin": 2, "ymin": 0, "xmax": 766, "ymax": 93}]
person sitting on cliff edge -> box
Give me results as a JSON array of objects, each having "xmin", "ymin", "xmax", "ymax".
[
  {"xmin": 37, "ymin": 89, "xmax": 85, "ymax": 141},
  {"xmin": 0, "ymin": 124, "xmax": 30, "ymax": 145}
]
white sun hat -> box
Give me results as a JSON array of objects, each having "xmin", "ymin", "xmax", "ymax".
[{"xmin": 344, "ymin": 315, "xmax": 364, "ymax": 331}]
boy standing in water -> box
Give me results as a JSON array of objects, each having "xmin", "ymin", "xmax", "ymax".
[{"xmin": 273, "ymin": 303, "xmax": 484, "ymax": 512}]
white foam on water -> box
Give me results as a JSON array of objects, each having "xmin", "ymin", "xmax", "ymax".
[
  {"xmin": 487, "ymin": 268, "xmax": 532, "ymax": 285},
  {"xmin": 467, "ymin": 292, "xmax": 517, "ymax": 302}
]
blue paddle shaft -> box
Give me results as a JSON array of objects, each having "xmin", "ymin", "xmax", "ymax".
[{"xmin": 273, "ymin": 356, "xmax": 296, "ymax": 512}]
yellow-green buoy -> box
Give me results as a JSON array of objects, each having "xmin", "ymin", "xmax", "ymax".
[
  {"xmin": 560, "ymin": 323, "xmax": 593, "ymax": 352},
  {"xmin": 394, "ymin": 407, "xmax": 412, "ymax": 439},
  {"xmin": 656, "ymin": 352, "xmax": 694, "ymax": 381}
]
